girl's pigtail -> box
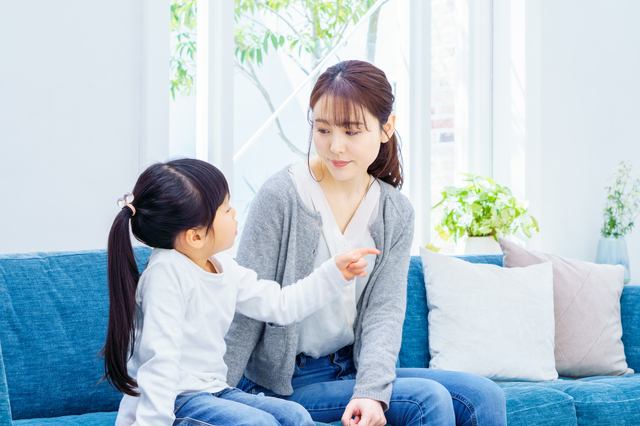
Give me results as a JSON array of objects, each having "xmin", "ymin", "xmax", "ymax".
[{"xmin": 101, "ymin": 207, "xmax": 140, "ymax": 396}]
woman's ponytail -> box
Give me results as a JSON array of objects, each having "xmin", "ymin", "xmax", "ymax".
[
  {"xmin": 368, "ymin": 131, "xmax": 403, "ymax": 189},
  {"xmin": 101, "ymin": 207, "xmax": 140, "ymax": 396}
]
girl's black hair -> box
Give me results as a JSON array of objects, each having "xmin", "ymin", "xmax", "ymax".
[{"xmin": 100, "ymin": 158, "xmax": 228, "ymax": 396}]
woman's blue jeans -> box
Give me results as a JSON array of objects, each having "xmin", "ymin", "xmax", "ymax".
[
  {"xmin": 173, "ymin": 388, "xmax": 315, "ymax": 426},
  {"xmin": 239, "ymin": 345, "xmax": 507, "ymax": 426}
]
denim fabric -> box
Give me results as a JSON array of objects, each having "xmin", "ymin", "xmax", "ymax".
[
  {"xmin": 621, "ymin": 285, "xmax": 640, "ymax": 372},
  {"xmin": 540, "ymin": 374, "xmax": 640, "ymax": 425},
  {"xmin": 497, "ymin": 382, "xmax": 577, "ymax": 426},
  {"xmin": 398, "ymin": 254, "xmax": 504, "ymax": 369},
  {"xmin": 241, "ymin": 345, "xmax": 507, "ymax": 426},
  {"xmin": 0, "ymin": 247, "xmax": 152, "ymax": 420},
  {"xmin": 12, "ymin": 411, "xmax": 117, "ymax": 425},
  {"xmin": 173, "ymin": 388, "xmax": 315, "ymax": 426}
]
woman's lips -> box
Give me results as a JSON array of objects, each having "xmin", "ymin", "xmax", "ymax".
[{"xmin": 331, "ymin": 160, "xmax": 350, "ymax": 168}]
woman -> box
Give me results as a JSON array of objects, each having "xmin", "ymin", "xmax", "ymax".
[{"xmin": 224, "ymin": 60, "xmax": 506, "ymax": 426}]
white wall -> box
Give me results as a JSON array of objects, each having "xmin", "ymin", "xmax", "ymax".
[
  {"xmin": 0, "ymin": 1, "xmax": 168, "ymax": 254},
  {"xmin": 540, "ymin": 0, "xmax": 640, "ymax": 271},
  {"xmin": 494, "ymin": 0, "xmax": 640, "ymax": 280}
]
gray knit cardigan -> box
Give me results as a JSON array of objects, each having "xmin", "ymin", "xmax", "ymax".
[{"xmin": 224, "ymin": 166, "xmax": 415, "ymax": 409}]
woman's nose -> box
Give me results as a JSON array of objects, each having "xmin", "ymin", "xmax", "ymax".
[{"xmin": 330, "ymin": 134, "xmax": 346, "ymax": 154}]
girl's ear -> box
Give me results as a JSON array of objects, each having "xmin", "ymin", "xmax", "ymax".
[
  {"xmin": 183, "ymin": 228, "xmax": 205, "ymax": 249},
  {"xmin": 382, "ymin": 114, "xmax": 396, "ymax": 143}
]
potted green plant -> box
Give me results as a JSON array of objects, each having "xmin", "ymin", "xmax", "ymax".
[
  {"xmin": 432, "ymin": 174, "xmax": 539, "ymax": 254},
  {"xmin": 596, "ymin": 160, "xmax": 640, "ymax": 284}
]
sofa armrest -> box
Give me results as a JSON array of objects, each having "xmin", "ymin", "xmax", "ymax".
[
  {"xmin": 621, "ymin": 285, "xmax": 640, "ymax": 373},
  {"xmin": 0, "ymin": 340, "xmax": 12, "ymax": 425}
]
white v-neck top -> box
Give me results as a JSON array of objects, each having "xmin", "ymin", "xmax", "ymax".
[{"xmin": 289, "ymin": 162, "xmax": 380, "ymax": 358}]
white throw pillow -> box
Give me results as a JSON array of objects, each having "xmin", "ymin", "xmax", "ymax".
[{"xmin": 420, "ymin": 247, "xmax": 558, "ymax": 381}]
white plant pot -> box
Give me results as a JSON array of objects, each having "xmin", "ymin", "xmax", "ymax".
[{"xmin": 464, "ymin": 236, "xmax": 502, "ymax": 255}]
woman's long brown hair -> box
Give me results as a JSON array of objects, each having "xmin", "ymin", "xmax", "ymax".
[{"xmin": 308, "ymin": 60, "xmax": 403, "ymax": 189}]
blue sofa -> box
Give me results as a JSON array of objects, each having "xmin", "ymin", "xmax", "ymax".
[{"xmin": 1, "ymin": 248, "xmax": 640, "ymax": 425}]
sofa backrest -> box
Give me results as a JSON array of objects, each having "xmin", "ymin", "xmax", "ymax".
[
  {"xmin": 0, "ymin": 247, "xmax": 152, "ymax": 420},
  {"xmin": 398, "ymin": 254, "xmax": 640, "ymax": 373},
  {"xmin": 621, "ymin": 285, "xmax": 640, "ymax": 372}
]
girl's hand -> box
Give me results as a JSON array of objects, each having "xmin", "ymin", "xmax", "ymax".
[
  {"xmin": 335, "ymin": 247, "xmax": 381, "ymax": 280},
  {"xmin": 341, "ymin": 398, "xmax": 386, "ymax": 426}
]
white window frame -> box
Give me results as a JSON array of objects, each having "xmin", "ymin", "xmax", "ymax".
[
  {"xmin": 139, "ymin": 0, "xmax": 170, "ymax": 169},
  {"xmin": 492, "ymin": 0, "xmax": 542, "ymax": 250},
  {"xmin": 197, "ymin": 0, "xmax": 235, "ymax": 191}
]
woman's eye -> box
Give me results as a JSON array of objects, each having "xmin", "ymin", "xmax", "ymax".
[
  {"xmin": 346, "ymin": 131, "xmax": 360, "ymax": 136},
  {"xmin": 316, "ymin": 128, "xmax": 329, "ymax": 134}
]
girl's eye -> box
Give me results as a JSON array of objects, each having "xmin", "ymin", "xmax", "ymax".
[
  {"xmin": 346, "ymin": 131, "xmax": 360, "ymax": 136},
  {"xmin": 316, "ymin": 128, "xmax": 329, "ymax": 134}
]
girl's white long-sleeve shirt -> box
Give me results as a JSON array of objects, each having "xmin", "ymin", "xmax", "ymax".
[{"xmin": 115, "ymin": 248, "xmax": 352, "ymax": 426}]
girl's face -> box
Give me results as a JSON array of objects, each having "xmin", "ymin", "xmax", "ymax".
[
  {"xmin": 204, "ymin": 194, "xmax": 238, "ymax": 256},
  {"xmin": 312, "ymin": 95, "xmax": 394, "ymax": 184}
]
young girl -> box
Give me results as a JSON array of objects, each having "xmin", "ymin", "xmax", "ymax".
[
  {"xmin": 101, "ymin": 158, "xmax": 379, "ymax": 426},
  {"xmin": 224, "ymin": 60, "xmax": 507, "ymax": 426}
]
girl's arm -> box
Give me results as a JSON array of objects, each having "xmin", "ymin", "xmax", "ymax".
[
  {"xmin": 132, "ymin": 263, "xmax": 187, "ymax": 426},
  {"xmin": 351, "ymin": 198, "xmax": 415, "ymax": 411},
  {"xmin": 231, "ymin": 248, "xmax": 377, "ymax": 325},
  {"xmin": 223, "ymin": 175, "xmax": 292, "ymax": 387}
]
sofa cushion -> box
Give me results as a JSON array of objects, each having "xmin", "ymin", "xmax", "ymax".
[
  {"xmin": 542, "ymin": 374, "xmax": 640, "ymax": 425},
  {"xmin": 499, "ymin": 237, "xmax": 632, "ymax": 378},
  {"xmin": 0, "ymin": 247, "xmax": 152, "ymax": 420},
  {"xmin": 621, "ymin": 285, "xmax": 640, "ymax": 372},
  {"xmin": 498, "ymin": 382, "xmax": 577, "ymax": 426},
  {"xmin": 0, "ymin": 340, "xmax": 11, "ymax": 424},
  {"xmin": 420, "ymin": 248, "xmax": 557, "ymax": 381},
  {"xmin": 13, "ymin": 411, "xmax": 118, "ymax": 425}
]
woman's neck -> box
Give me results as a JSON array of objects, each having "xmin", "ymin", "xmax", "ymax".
[
  {"xmin": 309, "ymin": 158, "xmax": 370, "ymax": 197},
  {"xmin": 309, "ymin": 158, "xmax": 372, "ymax": 234}
]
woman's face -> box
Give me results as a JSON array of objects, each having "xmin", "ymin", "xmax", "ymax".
[{"xmin": 312, "ymin": 95, "xmax": 394, "ymax": 184}]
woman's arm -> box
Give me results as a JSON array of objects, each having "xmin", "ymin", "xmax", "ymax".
[{"xmin": 351, "ymin": 196, "xmax": 415, "ymax": 410}]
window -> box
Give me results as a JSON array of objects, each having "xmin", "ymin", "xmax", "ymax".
[{"xmin": 167, "ymin": 0, "xmax": 493, "ymax": 253}]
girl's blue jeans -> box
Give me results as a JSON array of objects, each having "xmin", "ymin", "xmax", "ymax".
[
  {"xmin": 239, "ymin": 345, "xmax": 507, "ymax": 426},
  {"xmin": 173, "ymin": 387, "xmax": 315, "ymax": 426}
]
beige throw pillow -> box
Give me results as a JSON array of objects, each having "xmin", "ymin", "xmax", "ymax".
[{"xmin": 499, "ymin": 237, "xmax": 633, "ymax": 377}]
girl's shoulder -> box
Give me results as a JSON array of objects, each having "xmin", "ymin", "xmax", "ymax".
[{"xmin": 137, "ymin": 249, "xmax": 196, "ymax": 296}]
